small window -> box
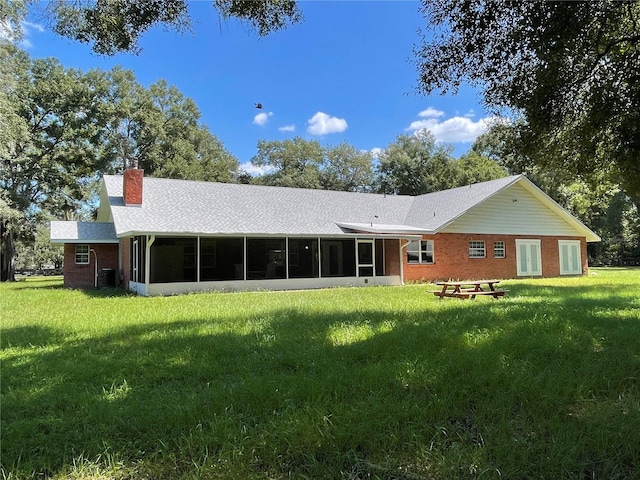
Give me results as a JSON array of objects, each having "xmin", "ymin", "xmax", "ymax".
[
  {"xmin": 494, "ymin": 241, "xmax": 505, "ymax": 259},
  {"xmin": 75, "ymin": 244, "xmax": 90, "ymax": 264},
  {"xmin": 469, "ymin": 241, "xmax": 486, "ymax": 258},
  {"xmin": 407, "ymin": 240, "xmax": 434, "ymax": 264}
]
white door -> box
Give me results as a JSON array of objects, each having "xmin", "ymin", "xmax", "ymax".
[
  {"xmin": 516, "ymin": 239, "xmax": 542, "ymax": 276},
  {"xmin": 357, "ymin": 239, "xmax": 374, "ymax": 277},
  {"xmin": 559, "ymin": 240, "xmax": 582, "ymax": 275}
]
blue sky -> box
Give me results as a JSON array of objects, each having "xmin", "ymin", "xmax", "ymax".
[{"xmin": 20, "ymin": 1, "xmax": 493, "ymax": 174}]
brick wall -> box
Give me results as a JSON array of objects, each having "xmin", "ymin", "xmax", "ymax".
[
  {"xmin": 403, "ymin": 233, "xmax": 588, "ymax": 282},
  {"xmin": 384, "ymin": 239, "xmax": 401, "ymax": 276},
  {"xmin": 63, "ymin": 243, "xmax": 120, "ymax": 289}
]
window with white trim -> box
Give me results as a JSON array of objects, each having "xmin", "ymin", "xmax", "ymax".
[
  {"xmin": 468, "ymin": 241, "xmax": 486, "ymax": 258},
  {"xmin": 407, "ymin": 240, "xmax": 434, "ymax": 264},
  {"xmin": 494, "ymin": 241, "xmax": 505, "ymax": 259},
  {"xmin": 75, "ymin": 244, "xmax": 90, "ymax": 264}
]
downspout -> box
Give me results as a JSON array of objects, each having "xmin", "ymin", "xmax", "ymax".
[
  {"xmin": 399, "ymin": 239, "xmax": 412, "ymax": 285},
  {"xmin": 90, "ymin": 248, "xmax": 98, "ymax": 288}
]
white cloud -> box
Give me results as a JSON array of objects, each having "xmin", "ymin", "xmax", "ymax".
[
  {"xmin": 0, "ymin": 20, "xmax": 15, "ymax": 42},
  {"xmin": 253, "ymin": 112, "xmax": 273, "ymax": 126},
  {"xmin": 23, "ymin": 21, "xmax": 45, "ymax": 33},
  {"xmin": 370, "ymin": 147, "xmax": 383, "ymax": 159},
  {"xmin": 307, "ymin": 112, "xmax": 348, "ymax": 136},
  {"xmin": 1, "ymin": 20, "xmax": 45, "ymax": 48},
  {"xmin": 418, "ymin": 107, "xmax": 445, "ymax": 118},
  {"xmin": 407, "ymin": 111, "xmax": 499, "ymax": 144},
  {"xmin": 278, "ymin": 124, "xmax": 296, "ymax": 132},
  {"xmin": 239, "ymin": 161, "xmax": 275, "ymax": 177}
]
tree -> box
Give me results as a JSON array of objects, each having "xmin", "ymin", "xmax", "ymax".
[
  {"xmin": 454, "ymin": 150, "xmax": 507, "ymax": 186},
  {"xmin": 0, "ymin": 197, "xmax": 23, "ymax": 281},
  {"xmin": 320, "ymin": 142, "xmax": 374, "ymax": 193},
  {"xmin": 7, "ymin": 0, "xmax": 301, "ymax": 55},
  {"xmin": 14, "ymin": 224, "xmax": 63, "ymax": 271},
  {"xmin": 375, "ymin": 131, "xmax": 455, "ymax": 195},
  {"xmin": 100, "ymin": 75, "xmax": 239, "ymax": 182},
  {"xmin": 0, "ymin": 47, "xmax": 114, "ymax": 280},
  {"xmin": 415, "ymin": 0, "xmax": 640, "ymax": 211},
  {"xmin": 0, "ymin": 46, "xmax": 239, "ymax": 280},
  {"xmin": 250, "ymin": 137, "xmax": 324, "ymax": 189}
]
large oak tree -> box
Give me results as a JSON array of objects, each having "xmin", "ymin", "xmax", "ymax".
[
  {"xmin": 0, "ymin": 45, "xmax": 238, "ymax": 281},
  {"xmin": 5, "ymin": 0, "xmax": 302, "ymax": 55},
  {"xmin": 415, "ymin": 0, "xmax": 640, "ymax": 211}
]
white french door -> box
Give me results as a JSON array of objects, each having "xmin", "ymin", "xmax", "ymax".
[
  {"xmin": 516, "ymin": 239, "xmax": 542, "ymax": 276},
  {"xmin": 559, "ymin": 240, "xmax": 582, "ymax": 275}
]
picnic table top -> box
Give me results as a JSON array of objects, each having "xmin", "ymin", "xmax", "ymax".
[{"xmin": 435, "ymin": 279, "xmax": 501, "ymax": 286}]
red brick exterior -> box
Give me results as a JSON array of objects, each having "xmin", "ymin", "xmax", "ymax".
[
  {"xmin": 384, "ymin": 239, "xmax": 401, "ymax": 276},
  {"xmin": 403, "ymin": 233, "xmax": 588, "ymax": 282},
  {"xmin": 63, "ymin": 233, "xmax": 588, "ymax": 290},
  {"xmin": 62, "ymin": 243, "xmax": 120, "ymax": 289},
  {"xmin": 123, "ymin": 168, "xmax": 144, "ymax": 205}
]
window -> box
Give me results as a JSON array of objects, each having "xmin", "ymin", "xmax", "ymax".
[
  {"xmin": 247, "ymin": 238, "xmax": 286, "ymax": 280},
  {"xmin": 200, "ymin": 237, "xmax": 244, "ymax": 281},
  {"xmin": 407, "ymin": 240, "xmax": 434, "ymax": 264},
  {"xmin": 288, "ymin": 238, "xmax": 319, "ymax": 279},
  {"xmin": 494, "ymin": 241, "xmax": 505, "ymax": 259},
  {"xmin": 150, "ymin": 237, "xmax": 197, "ymax": 283},
  {"xmin": 320, "ymin": 239, "xmax": 356, "ymax": 277},
  {"xmin": 75, "ymin": 244, "xmax": 89, "ymax": 264},
  {"xmin": 469, "ymin": 241, "xmax": 486, "ymax": 258}
]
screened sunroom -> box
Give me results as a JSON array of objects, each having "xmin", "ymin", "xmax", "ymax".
[{"xmin": 127, "ymin": 234, "xmax": 408, "ymax": 296}]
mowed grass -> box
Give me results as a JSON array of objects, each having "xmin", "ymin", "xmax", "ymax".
[{"xmin": 2, "ymin": 269, "xmax": 640, "ymax": 480}]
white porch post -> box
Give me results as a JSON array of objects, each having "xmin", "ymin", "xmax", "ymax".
[{"xmin": 145, "ymin": 235, "xmax": 155, "ymax": 291}]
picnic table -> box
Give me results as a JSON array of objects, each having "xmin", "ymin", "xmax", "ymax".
[{"xmin": 433, "ymin": 279, "xmax": 508, "ymax": 300}]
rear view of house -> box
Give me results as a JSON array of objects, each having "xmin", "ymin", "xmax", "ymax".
[{"xmin": 50, "ymin": 169, "xmax": 599, "ymax": 295}]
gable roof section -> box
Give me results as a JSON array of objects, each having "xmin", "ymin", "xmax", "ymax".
[
  {"xmin": 101, "ymin": 174, "xmax": 599, "ymax": 242},
  {"xmin": 50, "ymin": 221, "xmax": 118, "ymax": 244},
  {"xmin": 434, "ymin": 176, "xmax": 601, "ymax": 242},
  {"xmin": 403, "ymin": 175, "xmax": 521, "ymax": 231}
]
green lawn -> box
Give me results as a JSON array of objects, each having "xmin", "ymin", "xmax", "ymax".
[{"xmin": 2, "ymin": 269, "xmax": 640, "ymax": 479}]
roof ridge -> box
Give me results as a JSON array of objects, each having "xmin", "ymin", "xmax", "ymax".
[{"xmin": 104, "ymin": 174, "xmax": 415, "ymax": 199}]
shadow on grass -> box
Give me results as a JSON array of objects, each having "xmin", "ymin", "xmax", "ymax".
[
  {"xmin": 7, "ymin": 276, "xmax": 132, "ymax": 298},
  {"xmin": 2, "ymin": 284, "xmax": 640, "ymax": 479}
]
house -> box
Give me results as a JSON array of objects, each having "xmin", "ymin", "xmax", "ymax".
[{"xmin": 50, "ymin": 168, "xmax": 600, "ymax": 295}]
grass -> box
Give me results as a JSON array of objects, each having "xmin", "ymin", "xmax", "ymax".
[{"xmin": 2, "ymin": 269, "xmax": 640, "ymax": 479}]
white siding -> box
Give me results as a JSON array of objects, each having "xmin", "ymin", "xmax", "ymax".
[{"xmin": 440, "ymin": 183, "xmax": 583, "ymax": 236}]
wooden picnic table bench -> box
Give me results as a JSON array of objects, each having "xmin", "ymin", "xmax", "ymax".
[{"xmin": 432, "ymin": 279, "xmax": 509, "ymax": 300}]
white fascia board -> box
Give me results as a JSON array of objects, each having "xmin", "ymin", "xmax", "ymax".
[
  {"xmin": 50, "ymin": 238, "xmax": 119, "ymax": 244},
  {"xmin": 335, "ymin": 222, "xmax": 433, "ymax": 235},
  {"xmin": 118, "ymin": 230, "xmax": 423, "ymax": 241}
]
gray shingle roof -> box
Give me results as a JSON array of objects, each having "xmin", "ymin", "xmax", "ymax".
[
  {"xmin": 50, "ymin": 221, "xmax": 118, "ymax": 243},
  {"xmin": 98, "ymin": 173, "xmax": 597, "ymax": 241},
  {"xmin": 103, "ymin": 175, "xmax": 417, "ymax": 237}
]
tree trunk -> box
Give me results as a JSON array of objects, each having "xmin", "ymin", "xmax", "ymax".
[{"xmin": 1, "ymin": 220, "xmax": 16, "ymax": 282}]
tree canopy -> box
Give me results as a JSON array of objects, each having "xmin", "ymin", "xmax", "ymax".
[
  {"xmin": 415, "ymin": 0, "xmax": 640, "ymax": 208},
  {"xmin": 6, "ymin": 0, "xmax": 302, "ymax": 55},
  {"xmin": 376, "ymin": 131, "xmax": 460, "ymax": 195},
  {"xmin": 0, "ymin": 44, "xmax": 238, "ymax": 280}
]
